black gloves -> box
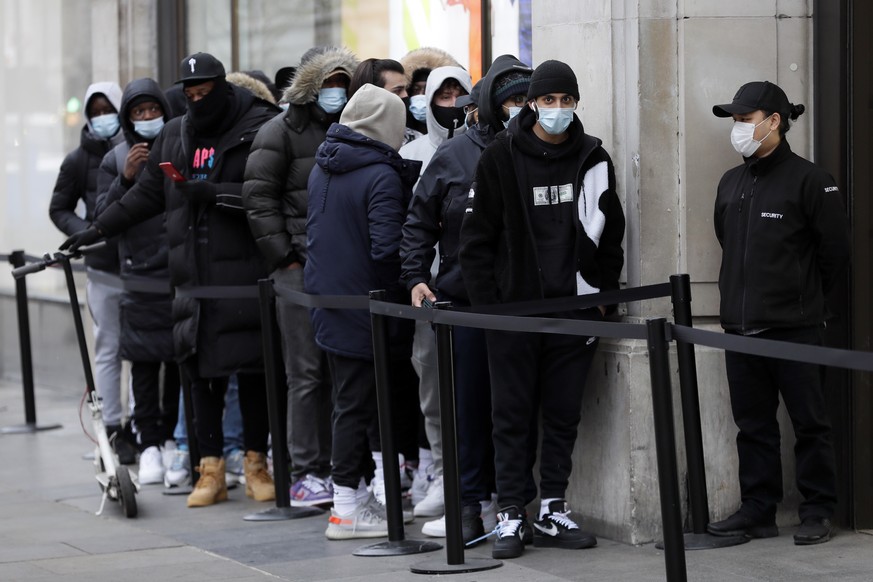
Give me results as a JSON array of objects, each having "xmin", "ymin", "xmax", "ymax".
[
  {"xmin": 59, "ymin": 226, "xmax": 102, "ymax": 252},
  {"xmin": 175, "ymin": 179, "xmax": 217, "ymax": 204}
]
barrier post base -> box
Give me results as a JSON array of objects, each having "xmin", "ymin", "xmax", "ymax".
[
  {"xmin": 354, "ymin": 539, "xmax": 442, "ymax": 556},
  {"xmin": 410, "ymin": 555, "xmax": 502, "ymax": 575},
  {"xmin": 655, "ymin": 532, "xmax": 749, "ymax": 551},
  {"xmin": 243, "ymin": 506, "xmax": 324, "ymax": 521},
  {"xmin": 0, "ymin": 422, "xmax": 62, "ymax": 434}
]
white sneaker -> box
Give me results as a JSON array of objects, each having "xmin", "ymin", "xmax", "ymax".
[
  {"xmin": 164, "ymin": 448, "xmax": 191, "ymax": 488},
  {"xmin": 371, "ymin": 468, "xmax": 386, "ymax": 506},
  {"xmin": 410, "ymin": 464, "xmax": 434, "ymax": 505},
  {"xmin": 481, "ymin": 495, "xmax": 498, "ymax": 532},
  {"xmin": 325, "ymin": 496, "xmax": 389, "ymax": 540},
  {"xmin": 422, "ymin": 514, "xmax": 446, "ymax": 537},
  {"xmin": 138, "ymin": 445, "xmax": 165, "ymax": 485},
  {"xmin": 413, "ymin": 474, "xmax": 444, "ymax": 517},
  {"xmin": 224, "ymin": 448, "xmax": 245, "ymax": 486},
  {"xmin": 161, "ymin": 440, "xmax": 177, "ymax": 469}
]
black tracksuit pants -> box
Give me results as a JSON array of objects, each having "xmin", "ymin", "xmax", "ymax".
[
  {"xmin": 130, "ymin": 361, "xmax": 179, "ymax": 449},
  {"xmin": 485, "ymin": 308, "xmax": 600, "ymax": 509},
  {"xmin": 724, "ymin": 325, "xmax": 837, "ymax": 522}
]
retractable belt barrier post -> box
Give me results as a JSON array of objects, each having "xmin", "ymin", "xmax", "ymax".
[
  {"xmin": 244, "ymin": 279, "xmax": 324, "ymax": 521},
  {"xmin": 667, "ymin": 275, "xmax": 747, "ymax": 550},
  {"xmin": 410, "ymin": 301, "xmax": 501, "ymax": 575},
  {"xmin": 1, "ymin": 250, "xmax": 62, "ymax": 434},
  {"xmin": 647, "ymin": 318, "xmax": 689, "ymax": 581},
  {"xmin": 353, "ymin": 290, "xmax": 441, "ymax": 556}
]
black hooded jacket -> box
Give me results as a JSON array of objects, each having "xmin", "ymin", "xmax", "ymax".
[
  {"xmin": 459, "ymin": 106, "xmax": 625, "ymax": 306},
  {"xmin": 95, "ymin": 78, "xmax": 174, "ymax": 362},
  {"xmin": 714, "ymin": 139, "xmax": 851, "ymax": 331},
  {"xmin": 401, "ymin": 55, "xmax": 532, "ymax": 303},
  {"xmin": 94, "ymin": 83, "xmax": 280, "ymax": 377}
]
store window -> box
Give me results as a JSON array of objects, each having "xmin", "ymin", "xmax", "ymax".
[{"xmin": 183, "ymin": 0, "xmax": 532, "ymax": 85}]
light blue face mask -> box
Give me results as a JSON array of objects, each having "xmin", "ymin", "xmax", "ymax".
[
  {"xmin": 317, "ymin": 87, "xmax": 347, "ymax": 114},
  {"xmin": 409, "ymin": 94, "xmax": 428, "ymax": 122},
  {"xmin": 502, "ymin": 106, "xmax": 522, "ymax": 128},
  {"xmin": 90, "ymin": 113, "xmax": 120, "ymax": 138},
  {"xmin": 535, "ymin": 106, "xmax": 574, "ymax": 135},
  {"xmin": 133, "ymin": 117, "xmax": 165, "ymax": 140}
]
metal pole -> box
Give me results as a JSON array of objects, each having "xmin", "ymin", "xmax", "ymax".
[
  {"xmin": 59, "ymin": 254, "xmax": 97, "ymax": 401},
  {"xmin": 11, "ymin": 250, "xmax": 36, "ymax": 424},
  {"xmin": 646, "ymin": 318, "xmax": 687, "ymax": 582},
  {"xmin": 669, "ymin": 274, "xmax": 709, "ymax": 532},
  {"xmin": 245, "ymin": 278, "xmax": 322, "ymax": 521},
  {"xmin": 434, "ymin": 302, "xmax": 464, "ymax": 564}
]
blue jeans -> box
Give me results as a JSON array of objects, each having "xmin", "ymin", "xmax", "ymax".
[{"xmin": 173, "ymin": 374, "xmax": 244, "ymax": 455}]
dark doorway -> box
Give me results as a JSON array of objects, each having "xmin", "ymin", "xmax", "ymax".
[{"xmin": 814, "ymin": 0, "xmax": 873, "ymax": 529}]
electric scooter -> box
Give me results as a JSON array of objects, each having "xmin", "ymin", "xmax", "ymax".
[{"xmin": 12, "ymin": 244, "xmax": 139, "ymax": 518}]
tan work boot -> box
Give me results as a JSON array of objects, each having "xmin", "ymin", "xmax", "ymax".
[
  {"xmin": 244, "ymin": 450, "xmax": 276, "ymax": 502},
  {"xmin": 187, "ymin": 456, "xmax": 228, "ymax": 508}
]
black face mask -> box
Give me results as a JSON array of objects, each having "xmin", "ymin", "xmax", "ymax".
[
  {"xmin": 431, "ymin": 104, "xmax": 466, "ymax": 138},
  {"xmin": 186, "ymin": 78, "xmax": 231, "ymax": 135}
]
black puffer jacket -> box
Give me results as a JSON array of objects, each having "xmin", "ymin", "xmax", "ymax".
[
  {"xmin": 95, "ymin": 84, "xmax": 280, "ymax": 377},
  {"xmin": 401, "ymin": 55, "xmax": 532, "ymax": 303},
  {"xmin": 714, "ymin": 139, "xmax": 851, "ymax": 331},
  {"xmin": 49, "ymin": 84, "xmax": 124, "ymax": 272},
  {"xmin": 95, "ymin": 78, "xmax": 174, "ymax": 362},
  {"xmin": 243, "ymin": 46, "xmax": 358, "ymax": 271}
]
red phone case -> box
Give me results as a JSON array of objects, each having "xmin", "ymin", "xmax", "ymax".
[{"xmin": 159, "ymin": 162, "xmax": 186, "ymax": 182}]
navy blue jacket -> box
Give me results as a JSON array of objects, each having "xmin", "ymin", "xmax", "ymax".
[{"xmin": 304, "ymin": 124, "xmax": 421, "ymax": 360}]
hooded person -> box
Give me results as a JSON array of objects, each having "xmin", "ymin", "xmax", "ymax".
[
  {"xmin": 94, "ymin": 78, "xmax": 178, "ymax": 485},
  {"xmin": 400, "ymin": 47, "xmax": 461, "ymax": 143},
  {"xmin": 242, "ymin": 46, "xmax": 358, "ymax": 505},
  {"xmin": 399, "ymin": 55, "xmax": 532, "ymax": 542},
  {"xmin": 61, "ymin": 52, "xmax": 282, "ymax": 509},
  {"xmin": 459, "ymin": 59, "xmax": 626, "ymax": 560},
  {"xmin": 399, "ymin": 65, "xmax": 472, "ymax": 176},
  {"xmin": 303, "ymin": 83, "xmax": 422, "ymax": 540},
  {"xmin": 48, "ymin": 81, "xmax": 136, "ymax": 463},
  {"xmin": 227, "ymin": 71, "xmax": 277, "ymax": 104}
]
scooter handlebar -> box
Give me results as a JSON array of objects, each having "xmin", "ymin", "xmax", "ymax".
[
  {"xmin": 11, "ymin": 261, "xmax": 47, "ymax": 279},
  {"xmin": 9, "ymin": 241, "xmax": 107, "ymax": 279}
]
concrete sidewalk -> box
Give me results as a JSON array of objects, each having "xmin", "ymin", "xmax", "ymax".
[{"xmin": 1, "ymin": 377, "xmax": 871, "ymax": 581}]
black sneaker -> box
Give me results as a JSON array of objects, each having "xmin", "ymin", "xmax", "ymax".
[
  {"xmin": 461, "ymin": 504, "xmax": 485, "ymax": 546},
  {"xmin": 707, "ymin": 510, "xmax": 778, "ymax": 538},
  {"xmin": 533, "ymin": 500, "xmax": 597, "ymax": 549},
  {"xmin": 794, "ymin": 517, "xmax": 833, "ymax": 545},
  {"xmin": 492, "ymin": 506, "xmax": 528, "ymax": 559},
  {"xmin": 107, "ymin": 425, "xmax": 137, "ymax": 465}
]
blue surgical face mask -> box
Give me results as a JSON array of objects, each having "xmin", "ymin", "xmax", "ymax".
[
  {"xmin": 502, "ymin": 106, "xmax": 522, "ymax": 128},
  {"xmin": 535, "ymin": 106, "xmax": 574, "ymax": 135},
  {"xmin": 409, "ymin": 94, "xmax": 428, "ymax": 122},
  {"xmin": 133, "ymin": 117, "xmax": 165, "ymax": 140},
  {"xmin": 90, "ymin": 113, "xmax": 120, "ymax": 138},
  {"xmin": 317, "ymin": 87, "xmax": 347, "ymax": 114}
]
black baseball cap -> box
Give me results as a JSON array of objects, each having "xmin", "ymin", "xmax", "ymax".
[
  {"xmin": 712, "ymin": 81, "xmax": 791, "ymax": 118},
  {"xmin": 456, "ymin": 79, "xmax": 482, "ymax": 109},
  {"xmin": 175, "ymin": 52, "xmax": 226, "ymax": 85}
]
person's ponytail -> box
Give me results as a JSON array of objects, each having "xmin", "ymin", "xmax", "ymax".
[{"xmin": 789, "ymin": 103, "xmax": 805, "ymax": 121}]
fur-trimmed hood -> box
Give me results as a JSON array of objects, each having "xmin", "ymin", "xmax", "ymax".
[
  {"xmin": 283, "ymin": 46, "xmax": 359, "ymax": 106},
  {"xmin": 400, "ymin": 47, "xmax": 460, "ymax": 84},
  {"xmin": 227, "ymin": 71, "xmax": 276, "ymax": 103}
]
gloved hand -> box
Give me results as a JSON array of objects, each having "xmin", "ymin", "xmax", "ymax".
[
  {"xmin": 59, "ymin": 226, "xmax": 102, "ymax": 252},
  {"xmin": 175, "ymin": 179, "xmax": 217, "ymax": 204}
]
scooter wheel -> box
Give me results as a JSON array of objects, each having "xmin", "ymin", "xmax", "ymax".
[{"xmin": 116, "ymin": 466, "xmax": 138, "ymax": 518}]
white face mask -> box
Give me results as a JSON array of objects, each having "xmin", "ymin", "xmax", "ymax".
[
  {"xmin": 502, "ymin": 106, "xmax": 522, "ymax": 128},
  {"xmin": 730, "ymin": 114, "xmax": 774, "ymax": 157}
]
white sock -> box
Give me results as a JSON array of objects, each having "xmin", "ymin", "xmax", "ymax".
[
  {"xmin": 540, "ymin": 498, "xmax": 562, "ymax": 520},
  {"xmin": 334, "ymin": 485, "xmax": 358, "ymax": 515},
  {"xmin": 418, "ymin": 448, "xmax": 433, "ymax": 477},
  {"xmin": 356, "ymin": 478, "xmax": 370, "ymax": 504},
  {"xmin": 371, "ymin": 451, "xmax": 384, "ymax": 473}
]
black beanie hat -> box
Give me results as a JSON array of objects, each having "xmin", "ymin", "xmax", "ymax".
[
  {"xmin": 527, "ymin": 60, "xmax": 579, "ymax": 101},
  {"xmin": 493, "ymin": 71, "xmax": 532, "ymax": 108}
]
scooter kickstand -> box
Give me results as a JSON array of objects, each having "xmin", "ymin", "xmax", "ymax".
[{"xmin": 96, "ymin": 490, "xmax": 109, "ymax": 516}]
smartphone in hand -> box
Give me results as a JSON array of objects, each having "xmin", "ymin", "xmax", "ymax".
[
  {"xmin": 421, "ymin": 297, "xmax": 434, "ymax": 309},
  {"xmin": 159, "ymin": 162, "xmax": 186, "ymax": 182}
]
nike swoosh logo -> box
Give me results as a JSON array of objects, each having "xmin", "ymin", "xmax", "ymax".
[{"xmin": 535, "ymin": 522, "xmax": 559, "ymax": 536}]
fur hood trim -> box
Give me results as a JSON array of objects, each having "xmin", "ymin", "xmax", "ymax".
[
  {"xmin": 400, "ymin": 47, "xmax": 460, "ymax": 84},
  {"xmin": 283, "ymin": 46, "xmax": 359, "ymax": 105},
  {"xmin": 227, "ymin": 71, "xmax": 276, "ymax": 103}
]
